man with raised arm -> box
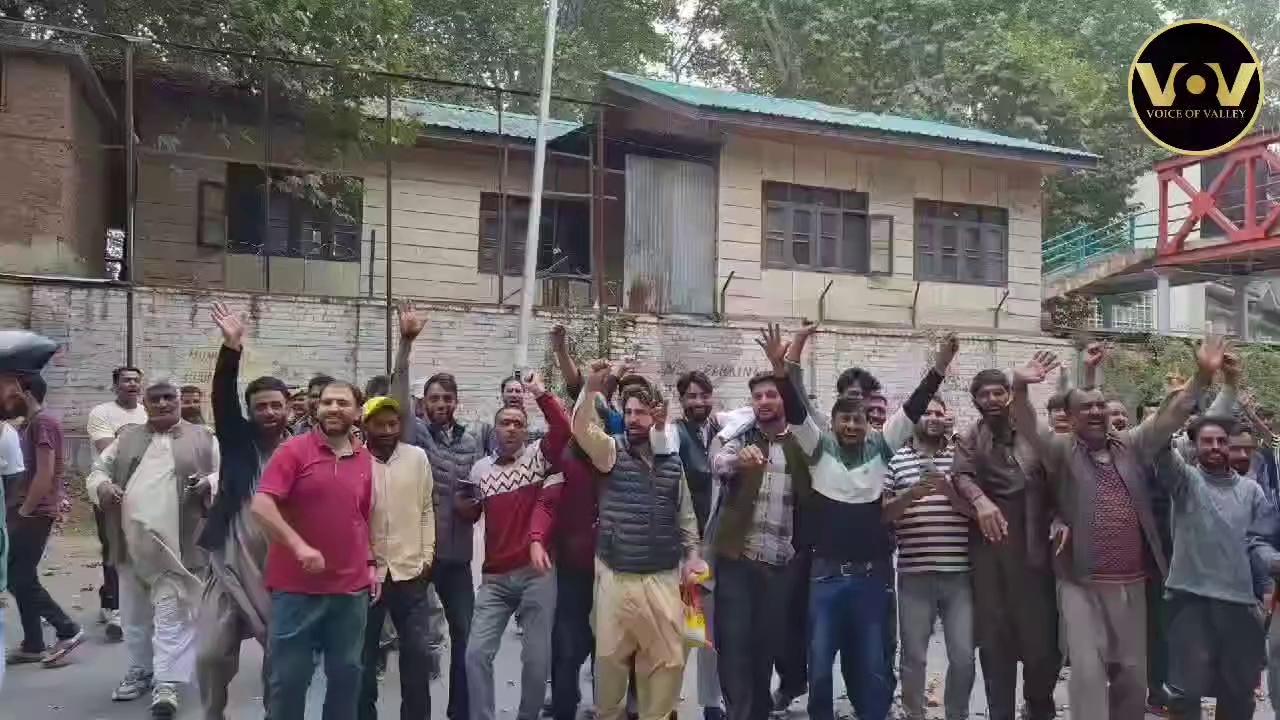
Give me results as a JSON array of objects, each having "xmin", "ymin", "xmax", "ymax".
[
  {"xmin": 196, "ymin": 302, "xmax": 293, "ymax": 720},
  {"xmin": 389, "ymin": 302, "xmax": 482, "ymax": 720},
  {"xmin": 1007, "ymin": 335, "xmax": 1230, "ymax": 720},
  {"xmin": 573, "ymin": 359, "xmax": 706, "ymax": 720},
  {"xmin": 739, "ymin": 325, "xmax": 954, "ymax": 720}
]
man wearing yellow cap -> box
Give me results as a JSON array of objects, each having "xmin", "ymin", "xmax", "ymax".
[{"xmin": 358, "ymin": 394, "xmax": 436, "ymax": 720}]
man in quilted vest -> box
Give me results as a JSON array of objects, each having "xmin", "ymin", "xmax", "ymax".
[
  {"xmin": 572, "ymin": 359, "xmax": 706, "ymax": 720},
  {"xmin": 87, "ymin": 380, "xmax": 220, "ymax": 720}
]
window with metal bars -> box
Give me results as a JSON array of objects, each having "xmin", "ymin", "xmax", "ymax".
[
  {"xmin": 914, "ymin": 200, "xmax": 1008, "ymax": 286},
  {"xmin": 762, "ymin": 182, "xmax": 890, "ymax": 275}
]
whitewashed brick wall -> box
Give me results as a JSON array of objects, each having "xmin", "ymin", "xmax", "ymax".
[{"xmin": 0, "ymin": 279, "xmax": 1071, "ymax": 478}]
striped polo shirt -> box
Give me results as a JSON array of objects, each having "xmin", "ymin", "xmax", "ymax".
[{"xmin": 885, "ymin": 441, "xmax": 970, "ymax": 574}]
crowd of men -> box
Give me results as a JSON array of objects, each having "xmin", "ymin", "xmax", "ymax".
[{"xmin": 1, "ymin": 304, "xmax": 1279, "ymax": 720}]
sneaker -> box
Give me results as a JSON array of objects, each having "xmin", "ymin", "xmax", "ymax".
[
  {"xmin": 40, "ymin": 629, "xmax": 85, "ymax": 667},
  {"xmin": 6, "ymin": 648, "xmax": 45, "ymax": 665},
  {"xmin": 112, "ymin": 666, "xmax": 155, "ymax": 701},
  {"xmin": 770, "ymin": 691, "xmax": 797, "ymax": 716},
  {"xmin": 150, "ymin": 682, "xmax": 179, "ymax": 719},
  {"xmin": 97, "ymin": 608, "xmax": 109, "ymax": 624},
  {"xmin": 105, "ymin": 609, "xmax": 123, "ymax": 643}
]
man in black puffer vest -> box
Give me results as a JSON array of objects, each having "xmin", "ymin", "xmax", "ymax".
[{"xmin": 572, "ymin": 360, "xmax": 707, "ymax": 720}]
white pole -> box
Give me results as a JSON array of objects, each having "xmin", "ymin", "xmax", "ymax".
[{"xmin": 514, "ymin": 0, "xmax": 560, "ymax": 373}]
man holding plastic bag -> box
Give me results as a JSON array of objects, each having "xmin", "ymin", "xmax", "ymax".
[{"xmin": 571, "ymin": 360, "xmax": 707, "ymax": 720}]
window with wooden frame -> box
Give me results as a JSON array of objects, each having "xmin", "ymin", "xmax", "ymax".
[
  {"xmin": 914, "ymin": 200, "xmax": 1008, "ymax": 285},
  {"xmin": 196, "ymin": 181, "xmax": 227, "ymax": 247},
  {"xmin": 762, "ymin": 182, "xmax": 890, "ymax": 274},
  {"xmin": 223, "ymin": 163, "xmax": 363, "ymax": 262},
  {"xmin": 477, "ymin": 193, "xmax": 590, "ymax": 276}
]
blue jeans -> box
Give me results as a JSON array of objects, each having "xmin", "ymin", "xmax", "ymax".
[
  {"xmin": 268, "ymin": 591, "xmax": 369, "ymax": 720},
  {"xmin": 806, "ymin": 563, "xmax": 893, "ymax": 720}
]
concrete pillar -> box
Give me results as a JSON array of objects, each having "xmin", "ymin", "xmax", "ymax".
[
  {"xmin": 1156, "ymin": 271, "xmax": 1171, "ymax": 335},
  {"xmin": 1233, "ymin": 277, "xmax": 1251, "ymax": 341}
]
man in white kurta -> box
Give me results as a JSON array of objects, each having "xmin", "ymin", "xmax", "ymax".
[{"xmin": 87, "ymin": 381, "xmax": 219, "ymax": 719}]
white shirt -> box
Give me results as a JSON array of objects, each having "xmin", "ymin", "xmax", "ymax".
[
  {"xmin": 87, "ymin": 401, "xmax": 148, "ymax": 458},
  {"xmin": 0, "ymin": 422, "xmax": 24, "ymax": 477}
]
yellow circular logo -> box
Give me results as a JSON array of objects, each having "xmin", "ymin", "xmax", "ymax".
[{"xmin": 1128, "ymin": 19, "xmax": 1264, "ymax": 156}]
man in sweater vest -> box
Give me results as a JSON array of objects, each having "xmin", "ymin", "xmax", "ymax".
[
  {"xmin": 459, "ymin": 371, "xmax": 570, "ymax": 720},
  {"xmin": 1007, "ymin": 336, "xmax": 1229, "ymax": 720},
  {"xmin": 197, "ymin": 302, "xmax": 293, "ymax": 720},
  {"xmin": 87, "ymin": 380, "xmax": 221, "ymax": 719},
  {"xmin": 573, "ymin": 360, "xmax": 706, "ymax": 720}
]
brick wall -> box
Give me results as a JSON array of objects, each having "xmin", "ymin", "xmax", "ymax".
[{"xmin": 1, "ymin": 278, "xmax": 1071, "ymax": 478}]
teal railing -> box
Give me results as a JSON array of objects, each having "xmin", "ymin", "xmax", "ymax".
[{"xmin": 1041, "ymin": 207, "xmax": 1166, "ymax": 276}]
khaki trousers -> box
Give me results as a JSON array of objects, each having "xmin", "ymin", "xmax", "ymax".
[
  {"xmin": 1057, "ymin": 578, "xmax": 1147, "ymax": 720},
  {"xmin": 592, "ymin": 559, "xmax": 687, "ymax": 720}
]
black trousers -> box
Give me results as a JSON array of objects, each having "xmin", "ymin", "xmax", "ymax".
[
  {"xmin": 1147, "ymin": 573, "xmax": 1170, "ymax": 706},
  {"xmin": 431, "ymin": 560, "xmax": 475, "ymax": 720},
  {"xmin": 550, "ymin": 565, "xmax": 594, "ymax": 720},
  {"xmin": 93, "ymin": 505, "xmax": 118, "ymax": 611},
  {"xmin": 970, "ymin": 496, "xmax": 1060, "ymax": 720},
  {"xmin": 7, "ymin": 512, "xmax": 79, "ymax": 652},
  {"xmin": 1166, "ymin": 591, "xmax": 1265, "ymax": 720},
  {"xmin": 716, "ymin": 555, "xmax": 806, "ymax": 720},
  {"xmin": 774, "ymin": 551, "xmax": 809, "ymax": 700},
  {"xmin": 360, "ymin": 574, "xmax": 435, "ymax": 720}
]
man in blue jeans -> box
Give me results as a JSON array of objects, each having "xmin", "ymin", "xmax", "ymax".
[
  {"xmin": 759, "ymin": 325, "xmax": 955, "ymax": 720},
  {"xmin": 251, "ymin": 380, "xmax": 378, "ymax": 720}
]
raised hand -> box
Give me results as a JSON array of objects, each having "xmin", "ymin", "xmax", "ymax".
[
  {"xmin": 585, "ymin": 359, "xmax": 612, "ymax": 394},
  {"xmin": 211, "ymin": 301, "xmax": 246, "ymax": 350},
  {"xmin": 1222, "ymin": 349, "xmax": 1243, "ymax": 386},
  {"xmin": 933, "ymin": 332, "xmax": 960, "ymax": 373},
  {"xmin": 397, "ymin": 300, "xmax": 426, "ymax": 340},
  {"xmin": 1013, "ymin": 351, "xmax": 1061, "ymax": 387},
  {"xmin": 524, "ymin": 371, "xmax": 547, "ymax": 398},
  {"xmin": 755, "ymin": 323, "xmax": 791, "ymax": 377},
  {"xmin": 1195, "ymin": 334, "xmax": 1230, "ymax": 380},
  {"xmin": 651, "ymin": 398, "xmax": 668, "ymax": 430},
  {"xmin": 786, "ymin": 322, "xmax": 819, "ymax": 364},
  {"xmin": 1083, "ymin": 341, "xmax": 1110, "ymax": 369},
  {"xmin": 550, "ymin": 324, "xmax": 567, "ymax": 351}
]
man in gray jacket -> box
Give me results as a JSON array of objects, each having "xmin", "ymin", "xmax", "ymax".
[
  {"xmin": 391, "ymin": 303, "xmax": 483, "ymax": 720},
  {"xmin": 1008, "ymin": 336, "xmax": 1228, "ymax": 720}
]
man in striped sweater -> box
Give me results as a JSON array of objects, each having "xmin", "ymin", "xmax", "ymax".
[
  {"xmin": 884, "ymin": 396, "xmax": 975, "ymax": 720},
  {"xmin": 458, "ymin": 372, "xmax": 570, "ymax": 720}
]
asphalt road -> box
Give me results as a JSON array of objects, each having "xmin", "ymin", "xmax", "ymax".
[{"xmin": 3, "ymin": 533, "xmax": 1273, "ymax": 719}]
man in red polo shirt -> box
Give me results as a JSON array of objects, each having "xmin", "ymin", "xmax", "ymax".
[{"xmin": 251, "ymin": 380, "xmax": 376, "ymax": 720}]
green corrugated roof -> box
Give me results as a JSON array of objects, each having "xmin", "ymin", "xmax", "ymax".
[
  {"xmin": 606, "ymin": 71, "xmax": 1097, "ymax": 162},
  {"xmin": 388, "ymin": 98, "xmax": 581, "ymax": 141}
]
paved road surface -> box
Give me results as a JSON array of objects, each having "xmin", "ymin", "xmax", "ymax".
[{"xmin": 3, "ymin": 533, "xmax": 1274, "ymax": 719}]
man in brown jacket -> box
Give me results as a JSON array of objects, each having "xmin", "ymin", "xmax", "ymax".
[
  {"xmin": 1007, "ymin": 336, "xmax": 1228, "ymax": 720},
  {"xmin": 950, "ymin": 369, "xmax": 1061, "ymax": 720}
]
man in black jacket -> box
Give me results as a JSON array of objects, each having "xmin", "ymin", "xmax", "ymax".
[
  {"xmin": 675, "ymin": 370, "xmax": 724, "ymax": 720},
  {"xmin": 195, "ymin": 301, "xmax": 292, "ymax": 720}
]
